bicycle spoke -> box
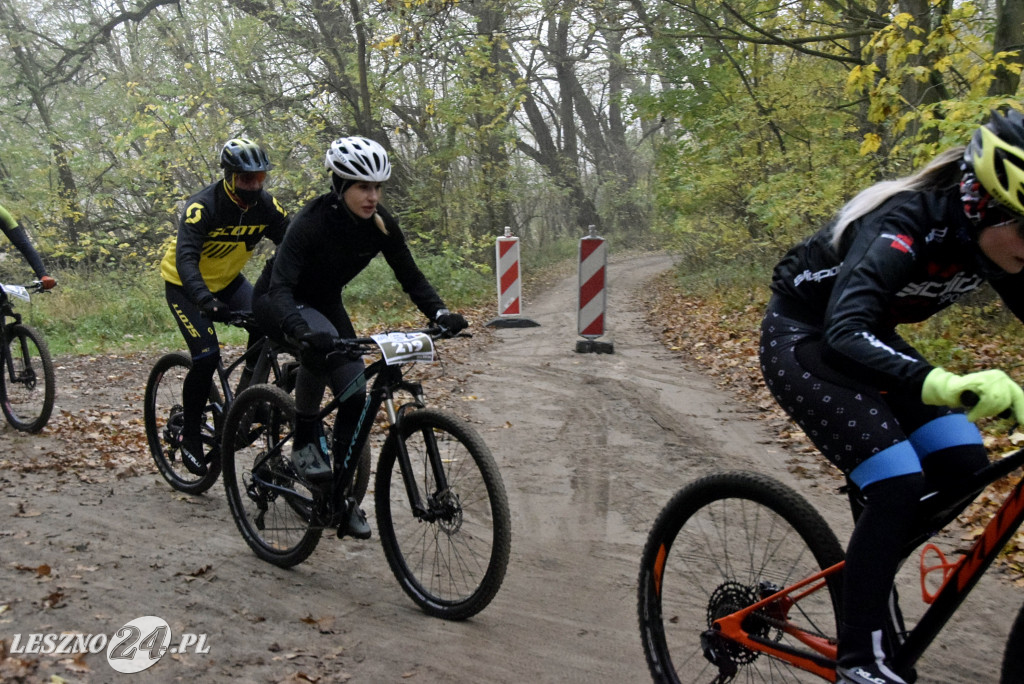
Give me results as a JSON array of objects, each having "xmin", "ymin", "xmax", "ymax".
[
  {"xmin": 638, "ymin": 472, "xmax": 844, "ymax": 683},
  {"xmin": 222, "ymin": 384, "xmax": 322, "ymax": 568}
]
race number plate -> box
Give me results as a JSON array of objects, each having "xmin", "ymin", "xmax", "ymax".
[
  {"xmin": 0, "ymin": 284, "xmax": 30, "ymax": 302},
  {"xmin": 371, "ymin": 332, "xmax": 435, "ymax": 365}
]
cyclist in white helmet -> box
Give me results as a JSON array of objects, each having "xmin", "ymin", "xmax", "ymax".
[{"xmin": 254, "ymin": 136, "xmax": 467, "ymax": 540}]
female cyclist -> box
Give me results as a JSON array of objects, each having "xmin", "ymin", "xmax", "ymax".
[
  {"xmin": 254, "ymin": 136, "xmax": 467, "ymax": 540},
  {"xmin": 760, "ymin": 108, "xmax": 1024, "ymax": 684}
]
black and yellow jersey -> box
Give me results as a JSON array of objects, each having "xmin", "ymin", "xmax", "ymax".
[{"xmin": 160, "ymin": 180, "xmax": 288, "ymax": 303}]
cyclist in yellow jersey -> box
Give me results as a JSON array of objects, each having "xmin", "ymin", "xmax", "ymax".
[{"xmin": 161, "ymin": 138, "xmax": 288, "ymax": 475}]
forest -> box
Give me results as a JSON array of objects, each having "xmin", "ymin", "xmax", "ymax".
[{"xmin": 0, "ymin": 0, "xmax": 1021, "ymax": 277}]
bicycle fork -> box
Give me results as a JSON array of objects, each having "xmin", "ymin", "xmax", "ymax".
[
  {"xmin": 3, "ymin": 329, "xmax": 37, "ymax": 389},
  {"xmin": 384, "ymin": 385, "xmax": 452, "ymax": 523}
]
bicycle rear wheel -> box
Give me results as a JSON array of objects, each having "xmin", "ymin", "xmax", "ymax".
[
  {"xmin": 348, "ymin": 439, "xmax": 371, "ymax": 504},
  {"xmin": 143, "ymin": 352, "xmax": 221, "ymax": 494},
  {"xmin": 222, "ymin": 383, "xmax": 322, "ymax": 567},
  {"xmin": 1, "ymin": 323, "xmax": 55, "ymax": 433},
  {"xmin": 638, "ymin": 471, "xmax": 844, "ymax": 683},
  {"xmin": 375, "ymin": 408, "xmax": 511, "ymax": 620}
]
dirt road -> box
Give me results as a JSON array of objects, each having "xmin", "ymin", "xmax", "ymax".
[{"xmin": 1, "ymin": 253, "xmax": 1021, "ymax": 682}]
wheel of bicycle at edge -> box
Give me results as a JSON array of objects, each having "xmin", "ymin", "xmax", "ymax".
[
  {"xmin": 374, "ymin": 407, "xmax": 511, "ymax": 621},
  {"xmin": 1, "ymin": 322, "xmax": 56, "ymax": 433},
  {"xmin": 637, "ymin": 471, "xmax": 845, "ymax": 683},
  {"xmin": 220, "ymin": 383, "xmax": 372, "ymax": 568},
  {"xmin": 143, "ymin": 352, "xmax": 221, "ymax": 494}
]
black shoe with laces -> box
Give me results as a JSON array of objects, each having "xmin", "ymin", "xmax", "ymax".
[{"xmin": 177, "ymin": 433, "xmax": 208, "ymax": 476}]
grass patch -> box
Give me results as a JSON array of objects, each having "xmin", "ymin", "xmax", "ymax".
[{"xmin": 2, "ymin": 251, "xmax": 496, "ymax": 357}]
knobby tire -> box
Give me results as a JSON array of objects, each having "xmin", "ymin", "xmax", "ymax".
[
  {"xmin": 221, "ymin": 383, "xmax": 322, "ymax": 568},
  {"xmin": 637, "ymin": 471, "xmax": 845, "ymax": 683},
  {"xmin": 375, "ymin": 408, "xmax": 511, "ymax": 620},
  {"xmin": 0, "ymin": 323, "xmax": 55, "ymax": 433},
  {"xmin": 143, "ymin": 352, "xmax": 221, "ymax": 494},
  {"xmin": 1002, "ymin": 601, "xmax": 1024, "ymax": 683}
]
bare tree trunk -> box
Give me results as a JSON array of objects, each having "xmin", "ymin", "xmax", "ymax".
[
  {"xmin": 989, "ymin": 0, "xmax": 1024, "ymax": 96},
  {"xmin": 0, "ymin": 0, "xmax": 80, "ymax": 246}
]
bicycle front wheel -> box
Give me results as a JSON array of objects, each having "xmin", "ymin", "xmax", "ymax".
[
  {"xmin": 375, "ymin": 408, "xmax": 511, "ymax": 620},
  {"xmin": 638, "ymin": 471, "xmax": 844, "ymax": 683},
  {"xmin": 0, "ymin": 323, "xmax": 55, "ymax": 433},
  {"xmin": 143, "ymin": 352, "xmax": 221, "ymax": 494},
  {"xmin": 222, "ymin": 383, "xmax": 322, "ymax": 568}
]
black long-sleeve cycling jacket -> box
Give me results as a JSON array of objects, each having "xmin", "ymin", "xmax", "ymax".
[
  {"xmin": 769, "ymin": 186, "xmax": 1024, "ymax": 393},
  {"xmin": 261, "ymin": 192, "xmax": 445, "ymax": 337}
]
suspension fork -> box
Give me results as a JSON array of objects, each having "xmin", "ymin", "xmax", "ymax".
[
  {"xmin": 202, "ymin": 359, "xmax": 232, "ymax": 435},
  {"xmin": 3, "ymin": 320, "xmax": 36, "ymax": 385},
  {"xmin": 0, "ymin": 322, "xmax": 13, "ymax": 381},
  {"xmin": 385, "ymin": 380, "xmax": 448, "ymax": 520}
]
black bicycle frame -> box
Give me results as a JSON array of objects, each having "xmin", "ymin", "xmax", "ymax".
[
  {"xmin": 251, "ymin": 346, "xmax": 446, "ymax": 523},
  {"xmin": 320, "ymin": 357, "xmax": 439, "ymax": 517},
  {"xmin": 891, "ymin": 446, "xmax": 1024, "ymax": 672},
  {"xmin": 203, "ymin": 331, "xmax": 282, "ymax": 430}
]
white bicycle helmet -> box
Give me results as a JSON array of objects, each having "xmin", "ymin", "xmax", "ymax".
[{"xmin": 324, "ymin": 137, "xmax": 391, "ymax": 182}]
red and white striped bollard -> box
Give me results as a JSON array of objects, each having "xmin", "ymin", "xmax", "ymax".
[
  {"xmin": 576, "ymin": 225, "xmax": 613, "ymax": 353},
  {"xmin": 486, "ymin": 227, "xmax": 539, "ymax": 328}
]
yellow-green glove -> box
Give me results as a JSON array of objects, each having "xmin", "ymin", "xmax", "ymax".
[{"xmin": 921, "ymin": 367, "xmax": 1024, "ymax": 423}]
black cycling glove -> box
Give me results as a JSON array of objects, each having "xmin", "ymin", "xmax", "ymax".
[
  {"xmin": 200, "ymin": 297, "xmax": 232, "ymax": 322},
  {"xmin": 435, "ymin": 309, "xmax": 468, "ymax": 334},
  {"xmin": 294, "ymin": 325, "xmax": 336, "ymax": 353}
]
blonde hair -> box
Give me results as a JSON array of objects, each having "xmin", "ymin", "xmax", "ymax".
[
  {"xmin": 830, "ymin": 147, "xmax": 965, "ymax": 249},
  {"xmin": 373, "ymin": 212, "xmax": 389, "ymax": 235}
]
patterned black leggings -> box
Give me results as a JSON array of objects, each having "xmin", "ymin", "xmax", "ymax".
[
  {"xmin": 758, "ymin": 301, "xmax": 982, "ymax": 482},
  {"xmin": 759, "ymin": 298, "xmax": 988, "ymax": 655}
]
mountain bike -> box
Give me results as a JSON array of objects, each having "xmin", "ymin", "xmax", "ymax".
[
  {"xmin": 0, "ymin": 281, "xmax": 55, "ymax": 433},
  {"xmin": 637, "ymin": 452, "xmax": 1024, "ymax": 683},
  {"xmin": 220, "ymin": 326, "xmax": 512, "ymax": 620},
  {"xmin": 143, "ymin": 312, "xmax": 371, "ymax": 498}
]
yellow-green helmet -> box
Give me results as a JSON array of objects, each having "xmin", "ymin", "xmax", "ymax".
[{"xmin": 965, "ymin": 109, "xmax": 1024, "ymax": 217}]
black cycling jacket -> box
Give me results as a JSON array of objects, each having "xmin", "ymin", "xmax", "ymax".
[
  {"xmin": 770, "ymin": 186, "xmax": 1024, "ymax": 392},
  {"xmin": 261, "ymin": 192, "xmax": 446, "ymax": 337},
  {"xmin": 160, "ymin": 180, "xmax": 287, "ymax": 304}
]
